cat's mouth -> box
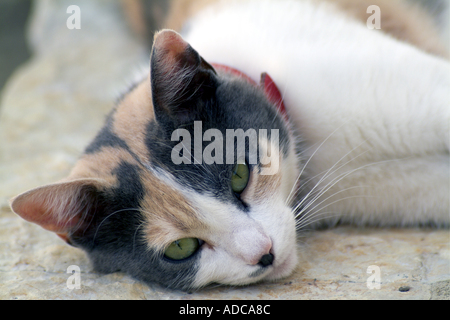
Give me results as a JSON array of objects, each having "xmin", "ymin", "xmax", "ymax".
[
  {"xmin": 246, "ymin": 248, "xmax": 297, "ymax": 284},
  {"xmin": 265, "ymin": 253, "xmax": 297, "ymax": 281},
  {"xmin": 246, "ymin": 253, "xmax": 296, "ymax": 285}
]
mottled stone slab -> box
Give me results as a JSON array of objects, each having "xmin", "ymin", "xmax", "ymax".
[{"xmin": 1, "ymin": 207, "xmax": 449, "ymax": 299}]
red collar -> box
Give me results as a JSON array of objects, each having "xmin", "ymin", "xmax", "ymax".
[{"xmin": 211, "ymin": 63, "xmax": 287, "ymax": 120}]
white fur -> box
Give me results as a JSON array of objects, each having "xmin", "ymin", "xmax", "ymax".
[
  {"xmin": 184, "ymin": 0, "xmax": 450, "ymax": 226},
  {"xmin": 149, "ymin": 160, "xmax": 298, "ymax": 287},
  {"xmin": 190, "ymin": 196, "xmax": 297, "ymax": 287}
]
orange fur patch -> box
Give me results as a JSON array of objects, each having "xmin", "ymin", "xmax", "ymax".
[
  {"xmin": 140, "ymin": 174, "xmax": 206, "ymax": 253},
  {"xmin": 164, "ymin": 0, "xmax": 220, "ymax": 32},
  {"xmin": 163, "ymin": 0, "xmax": 448, "ymax": 58},
  {"xmin": 242, "ymin": 137, "xmax": 283, "ymax": 206},
  {"xmin": 70, "ymin": 144, "xmax": 206, "ymax": 253},
  {"xmin": 325, "ymin": 0, "xmax": 448, "ymax": 58},
  {"xmin": 121, "ymin": 0, "xmax": 148, "ymax": 39},
  {"xmin": 252, "ymin": 170, "xmax": 282, "ymax": 205},
  {"xmin": 112, "ymin": 76, "xmax": 155, "ymax": 163},
  {"xmin": 69, "ymin": 146, "xmax": 138, "ymax": 185}
]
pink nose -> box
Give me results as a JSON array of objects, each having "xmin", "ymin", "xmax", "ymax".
[{"xmin": 231, "ymin": 228, "xmax": 273, "ymax": 265}]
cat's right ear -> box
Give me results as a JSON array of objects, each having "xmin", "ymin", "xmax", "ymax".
[
  {"xmin": 150, "ymin": 29, "xmax": 217, "ymax": 126},
  {"xmin": 10, "ymin": 178, "xmax": 106, "ymax": 243}
]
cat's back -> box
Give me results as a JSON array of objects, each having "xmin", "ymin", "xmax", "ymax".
[
  {"xmin": 120, "ymin": 0, "xmax": 449, "ymax": 225},
  {"xmin": 164, "ymin": 0, "xmax": 448, "ymax": 58},
  {"xmin": 165, "ymin": 0, "xmax": 450, "ymax": 225}
]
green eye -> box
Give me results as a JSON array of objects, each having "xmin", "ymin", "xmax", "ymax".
[
  {"xmin": 164, "ymin": 238, "xmax": 200, "ymax": 260},
  {"xmin": 231, "ymin": 162, "xmax": 249, "ymax": 193}
]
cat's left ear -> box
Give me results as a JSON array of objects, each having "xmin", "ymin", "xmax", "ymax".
[
  {"xmin": 150, "ymin": 29, "xmax": 217, "ymax": 126},
  {"xmin": 10, "ymin": 178, "xmax": 106, "ymax": 243}
]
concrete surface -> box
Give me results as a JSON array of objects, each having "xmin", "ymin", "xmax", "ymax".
[{"xmin": 1, "ymin": 203, "xmax": 449, "ymax": 299}]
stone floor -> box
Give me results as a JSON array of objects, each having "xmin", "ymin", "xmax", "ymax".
[
  {"xmin": 1, "ymin": 203, "xmax": 449, "ymax": 300},
  {"xmin": 0, "ymin": 0, "xmax": 449, "ymax": 300}
]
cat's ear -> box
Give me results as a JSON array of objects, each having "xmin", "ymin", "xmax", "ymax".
[
  {"xmin": 260, "ymin": 72, "xmax": 287, "ymax": 118},
  {"xmin": 10, "ymin": 178, "xmax": 106, "ymax": 243},
  {"xmin": 150, "ymin": 29, "xmax": 217, "ymax": 126}
]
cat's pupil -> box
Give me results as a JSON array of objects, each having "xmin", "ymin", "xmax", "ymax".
[
  {"xmin": 164, "ymin": 238, "xmax": 200, "ymax": 261},
  {"xmin": 231, "ymin": 162, "xmax": 249, "ymax": 193}
]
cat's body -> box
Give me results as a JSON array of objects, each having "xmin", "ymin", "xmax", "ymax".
[
  {"xmin": 11, "ymin": 0, "xmax": 449, "ymax": 290},
  {"xmin": 175, "ymin": 0, "xmax": 450, "ymax": 226}
]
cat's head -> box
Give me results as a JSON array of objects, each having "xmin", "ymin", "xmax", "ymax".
[{"xmin": 11, "ymin": 30, "xmax": 300, "ymax": 290}]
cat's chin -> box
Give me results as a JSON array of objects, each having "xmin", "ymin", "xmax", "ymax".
[
  {"xmin": 265, "ymin": 251, "xmax": 298, "ymax": 282},
  {"xmin": 241, "ymin": 251, "xmax": 298, "ymax": 286}
]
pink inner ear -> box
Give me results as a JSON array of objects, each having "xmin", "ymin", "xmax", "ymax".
[
  {"xmin": 10, "ymin": 179, "xmax": 105, "ymax": 236},
  {"xmin": 11, "ymin": 185, "xmax": 82, "ymax": 234},
  {"xmin": 260, "ymin": 73, "xmax": 287, "ymax": 118}
]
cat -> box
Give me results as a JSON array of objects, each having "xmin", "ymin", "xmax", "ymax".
[{"xmin": 10, "ymin": 0, "xmax": 449, "ymax": 290}]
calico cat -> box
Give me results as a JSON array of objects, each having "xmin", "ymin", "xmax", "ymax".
[{"xmin": 11, "ymin": 0, "xmax": 449, "ymax": 290}]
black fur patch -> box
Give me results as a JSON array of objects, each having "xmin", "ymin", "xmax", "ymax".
[
  {"xmin": 84, "ymin": 110, "xmax": 129, "ymax": 154},
  {"xmin": 70, "ymin": 160, "xmax": 200, "ymax": 290},
  {"xmin": 146, "ymin": 76, "xmax": 290, "ymax": 209},
  {"xmin": 73, "ymin": 43, "xmax": 291, "ymax": 290}
]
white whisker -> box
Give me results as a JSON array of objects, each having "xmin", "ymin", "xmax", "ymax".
[
  {"xmin": 293, "ymin": 141, "xmax": 371, "ymax": 213},
  {"xmin": 293, "ymin": 152, "xmax": 406, "ymax": 228},
  {"xmin": 296, "ymin": 212, "xmax": 341, "ymax": 231},
  {"xmin": 92, "ymin": 208, "xmax": 141, "ymax": 243},
  {"xmin": 296, "ymin": 193, "xmax": 380, "ymax": 230},
  {"xmin": 296, "ymin": 193, "xmax": 378, "ymax": 229},
  {"xmin": 285, "ymin": 122, "xmax": 350, "ymax": 206},
  {"xmin": 295, "ymin": 185, "xmax": 370, "ymax": 221}
]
